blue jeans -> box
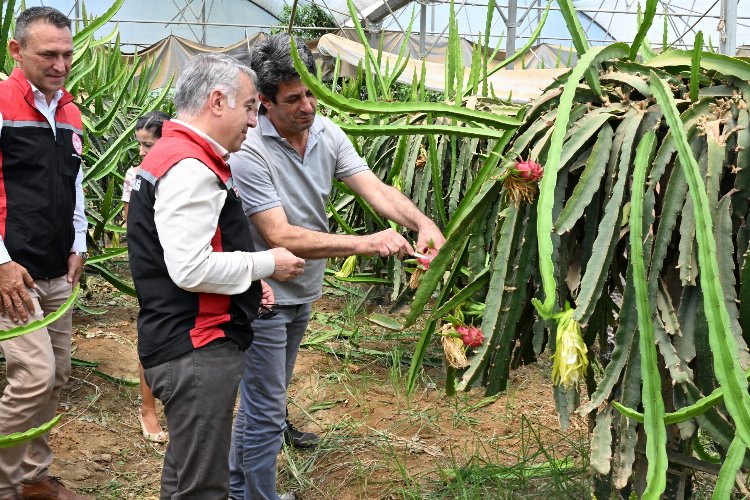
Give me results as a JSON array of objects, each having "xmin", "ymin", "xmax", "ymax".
[{"xmin": 229, "ymin": 303, "xmax": 312, "ymax": 500}]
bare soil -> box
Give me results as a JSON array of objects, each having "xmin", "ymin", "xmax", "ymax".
[{"xmin": 3, "ymin": 279, "xmax": 589, "ymax": 499}]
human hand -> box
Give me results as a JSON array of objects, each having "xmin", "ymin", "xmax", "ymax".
[
  {"xmin": 0, "ymin": 261, "xmax": 37, "ymax": 324},
  {"xmin": 260, "ymin": 279, "xmax": 274, "ymax": 306},
  {"xmin": 363, "ymin": 228, "xmax": 413, "ymax": 259},
  {"xmin": 67, "ymin": 253, "xmax": 85, "ymax": 287},
  {"xmin": 268, "ymin": 248, "xmax": 305, "ymax": 282},
  {"xmin": 415, "ymin": 223, "xmax": 446, "ymax": 254}
]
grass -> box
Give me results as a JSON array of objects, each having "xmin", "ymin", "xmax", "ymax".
[
  {"xmin": 0, "ymin": 275, "xmax": 594, "ymax": 499},
  {"xmin": 275, "ymin": 285, "xmax": 592, "ymax": 498}
]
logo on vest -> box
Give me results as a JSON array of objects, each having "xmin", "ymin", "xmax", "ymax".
[
  {"xmin": 133, "ymin": 177, "xmax": 141, "ymax": 192},
  {"xmin": 72, "ymin": 134, "xmax": 83, "ymax": 155}
]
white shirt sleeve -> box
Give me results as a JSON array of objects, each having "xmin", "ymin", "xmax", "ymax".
[
  {"xmin": 153, "ymin": 158, "xmax": 275, "ymax": 294},
  {"xmin": 71, "ymin": 165, "xmax": 87, "ymax": 252}
]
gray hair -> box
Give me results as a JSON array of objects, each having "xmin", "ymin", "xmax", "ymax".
[
  {"xmin": 173, "ymin": 53, "xmax": 257, "ymax": 117},
  {"xmin": 15, "ymin": 7, "xmax": 71, "ymax": 47}
]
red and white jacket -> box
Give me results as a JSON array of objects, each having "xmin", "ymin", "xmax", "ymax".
[
  {"xmin": 0, "ymin": 68, "xmax": 83, "ymax": 279},
  {"xmin": 127, "ymin": 121, "xmax": 262, "ymax": 368}
]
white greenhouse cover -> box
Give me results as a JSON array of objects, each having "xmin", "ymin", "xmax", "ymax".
[
  {"xmin": 10, "ymin": 0, "xmax": 750, "ymax": 55},
  {"xmin": 317, "ymin": 33, "xmax": 567, "ymax": 101},
  {"xmin": 323, "ymin": 0, "xmax": 750, "ymax": 52}
]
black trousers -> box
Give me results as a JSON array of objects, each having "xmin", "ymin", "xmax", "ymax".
[{"xmin": 145, "ymin": 340, "xmax": 244, "ymax": 500}]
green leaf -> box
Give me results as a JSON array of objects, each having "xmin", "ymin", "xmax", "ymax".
[
  {"xmin": 556, "ymin": 0, "xmax": 602, "ymax": 96},
  {"xmin": 712, "ymin": 437, "xmax": 745, "ymax": 499},
  {"xmin": 590, "ymin": 405, "xmax": 613, "ymax": 474},
  {"xmin": 339, "ymin": 123, "xmax": 510, "ymax": 139},
  {"xmin": 73, "ymin": 0, "xmax": 125, "ymax": 47},
  {"xmin": 88, "ymin": 263, "xmax": 136, "ymax": 297},
  {"xmin": 89, "ymin": 62, "xmax": 140, "ymax": 135},
  {"xmin": 740, "ymin": 250, "xmax": 750, "ymax": 340},
  {"xmin": 405, "ymin": 240, "xmax": 468, "ymax": 394},
  {"xmin": 308, "ymin": 399, "xmax": 346, "ymax": 412},
  {"xmin": 654, "ymin": 284, "xmax": 693, "ymax": 383},
  {"xmin": 485, "ymin": 205, "xmax": 537, "ymax": 395},
  {"xmin": 629, "ymin": 130, "xmax": 667, "ymax": 498},
  {"xmin": 0, "ymin": 0, "xmax": 15, "ymax": 73},
  {"xmin": 289, "ymin": 42, "xmax": 520, "ymax": 130},
  {"xmin": 367, "ymin": 314, "xmax": 402, "ymax": 331},
  {"xmin": 577, "ymin": 264, "xmax": 636, "ymax": 415},
  {"xmin": 573, "ymin": 113, "xmax": 642, "ymax": 325},
  {"xmin": 689, "ymin": 32, "xmax": 704, "ymax": 101},
  {"xmin": 612, "ymin": 337, "xmax": 641, "ymax": 489},
  {"xmin": 466, "ymin": 1, "xmax": 552, "ymax": 95},
  {"xmin": 457, "ymin": 206, "xmax": 519, "ymax": 390},
  {"xmin": 429, "ymin": 267, "xmax": 490, "ymax": 321},
  {"xmin": 651, "ymin": 72, "xmax": 750, "ymax": 449},
  {"xmin": 427, "ymin": 134, "xmax": 447, "ymax": 228},
  {"xmin": 629, "ymin": 0, "xmax": 659, "ymax": 60},
  {"xmin": 534, "ymin": 43, "xmax": 629, "ymax": 317},
  {"xmin": 649, "ymin": 49, "xmax": 750, "ymax": 81},
  {"xmin": 90, "ymin": 370, "xmax": 139, "ymax": 387},
  {"xmin": 335, "ymin": 276, "xmax": 391, "ymax": 284},
  {"xmin": 555, "ymin": 122, "xmax": 612, "ymax": 234},
  {"xmin": 0, "ymin": 286, "xmax": 80, "ymax": 342},
  {"xmin": 0, "ymin": 415, "xmax": 61, "ymax": 448},
  {"xmin": 404, "ymin": 180, "xmax": 502, "ymax": 327},
  {"xmin": 601, "ymin": 71, "xmax": 651, "ymax": 96}
]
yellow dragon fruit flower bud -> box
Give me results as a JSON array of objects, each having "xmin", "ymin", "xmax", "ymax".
[
  {"xmin": 335, "ymin": 255, "xmax": 357, "ymax": 279},
  {"xmin": 551, "ymin": 309, "xmax": 588, "ymax": 389}
]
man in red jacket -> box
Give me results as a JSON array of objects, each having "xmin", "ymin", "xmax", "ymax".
[
  {"xmin": 0, "ymin": 7, "xmax": 87, "ymax": 500},
  {"xmin": 127, "ymin": 53, "xmax": 304, "ymax": 499}
]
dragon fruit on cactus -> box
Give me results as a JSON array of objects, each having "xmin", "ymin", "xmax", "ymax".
[
  {"xmin": 416, "ymin": 248, "xmax": 438, "ymax": 271},
  {"xmin": 456, "ymin": 324, "xmax": 484, "ymax": 348},
  {"xmin": 514, "ymin": 158, "xmax": 544, "ymax": 182}
]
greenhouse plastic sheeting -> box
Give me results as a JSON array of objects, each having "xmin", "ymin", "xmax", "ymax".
[{"xmin": 316, "ymin": 34, "xmax": 567, "ymax": 102}]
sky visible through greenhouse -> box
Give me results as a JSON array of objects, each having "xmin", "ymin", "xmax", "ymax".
[{"xmin": 364, "ymin": 0, "xmax": 750, "ymax": 50}]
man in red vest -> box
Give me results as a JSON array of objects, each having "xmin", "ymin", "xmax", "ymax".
[
  {"xmin": 0, "ymin": 7, "xmax": 87, "ymax": 500},
  {"xmin": 127, "ymin": 53, "xmax": 304, "ymax": 499}
]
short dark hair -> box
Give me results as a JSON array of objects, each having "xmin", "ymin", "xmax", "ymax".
[
  {"xmin": 249, "ymin": 34, "xmax": 316, "ymax": 103},
  {"xmin": 15, "ymin": 7, "xmax": 71, "ymax": 47},
  {"xmin": 135, "ymin": 111, "xmax": 171, "ymax": 138}
]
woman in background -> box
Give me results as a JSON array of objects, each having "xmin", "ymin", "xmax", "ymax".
[{"xmin": 122, "ymin": 110, "xmax": 170, "ymax": 443}]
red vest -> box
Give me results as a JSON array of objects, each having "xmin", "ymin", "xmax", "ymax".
[
  {"xmin": 0, "ymin": 68, "xmax": 83, "ymax": 279},
  {"xmin": 127, "ymin": 121, "xmax": 262, "ymax": 368}
]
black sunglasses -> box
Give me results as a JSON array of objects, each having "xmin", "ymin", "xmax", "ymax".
[{"xmin": 258, "ymin": 304, "xmax": 279, "ymax": 320}]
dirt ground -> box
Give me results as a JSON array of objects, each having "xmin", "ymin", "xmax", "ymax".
[{"xmin": 3, "ymin": 279, "xmax": 590, "ymax": 499}]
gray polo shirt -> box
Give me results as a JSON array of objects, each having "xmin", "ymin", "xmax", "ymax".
[{"xmin": 231, "ymin": 113, "xmax": 369, "ymax": 305}]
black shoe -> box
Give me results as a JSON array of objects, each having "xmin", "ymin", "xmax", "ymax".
[{"xmin": 283, "ymin": 419, "xmax": 320, "ymax": 448}]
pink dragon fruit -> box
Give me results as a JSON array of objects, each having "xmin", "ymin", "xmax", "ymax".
[
  {"xmin": 456, "ymin": 325, "xmax": 484, "ymax": 348},
  {"xmin": 514, "ymin": 159, "xmax": 544, "ymax": 182},
  {"xmin": 416, "ymin": 248, "xmax": 438, "ymax": 271}
]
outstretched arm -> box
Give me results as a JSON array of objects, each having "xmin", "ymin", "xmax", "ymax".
[
  {"xmin": 251, "ymin": 207, "xmax": 413, "ymax": 260},
  {"xmin": 342, "ymin": 170, "xmax": 446, "ymax": 252}
]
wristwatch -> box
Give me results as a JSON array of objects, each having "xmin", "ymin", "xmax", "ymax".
[{"xmin": 72, "ymin": 251, "xmax": 89, "ymax": 261}]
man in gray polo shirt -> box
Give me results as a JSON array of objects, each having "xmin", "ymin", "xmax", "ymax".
[{"xmin": 229, "ymin": 34, "xmax": 445, "ymax": 500}]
